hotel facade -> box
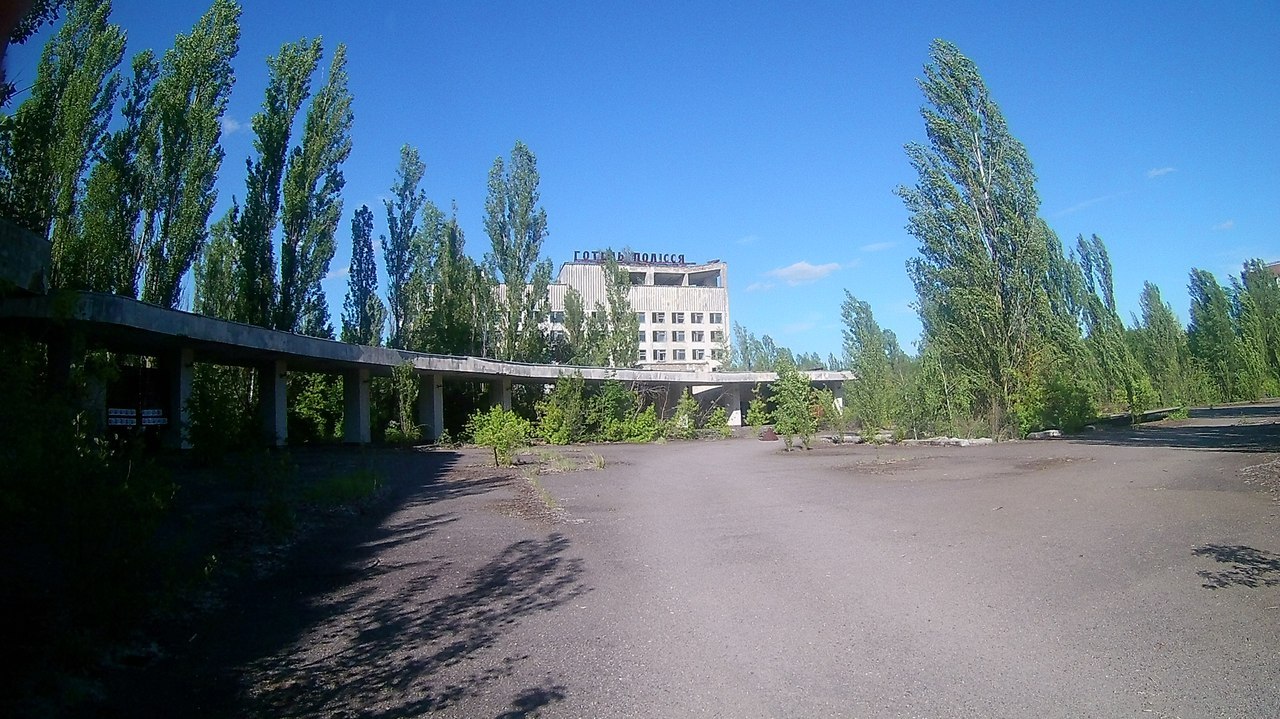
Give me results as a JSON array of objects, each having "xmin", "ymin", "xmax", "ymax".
[{"xmin": 547, "ymin": 251, "xmax": 730, "ymax": 370}]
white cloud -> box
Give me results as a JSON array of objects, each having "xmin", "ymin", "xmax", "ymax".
[
  {"xmin": 220, "ymin": 116, "xmax": 243, "ymax": 135},
  {"xmin": 737, "ymin": 234, "xmax": 759, "ymax": 245},
  {"xmin": 324, "ymin": 265, "xmax": 350, "ymax": 281},
  {"xmin": 1146, "ymin": 166, "xmax": 1176, "ymax": 179},
  {"xmin": 782, "ymin": 318, "xmax": 818, "ymax": 334},
  {"xmin": 859, "ymin": 241, "xmax": 896, "ymax": 253},
  {"xmin": 1054, "ymin": 192, "xmax": 1125, "ymax": 217},
  {"xmin": 764, "ymin": 261, "xmax": 841, "ymax": 286},
  {"xmin": 745, "ymin": 281, "xmax": 775, "ymax": 292},
  {"xmin": 1213, "ymin": 219, "xmax": 1235, "ymax": 231}
]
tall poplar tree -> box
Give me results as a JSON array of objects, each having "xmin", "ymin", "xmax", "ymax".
[
  {"xmin": 898, "ymin": 39, "xmax": 1075, "ymax": 432},
  {"xmin": 1188, "ymin": 268, "xmax": 1247, "ymax": 401},
  {"xmin": 139, "ymin": 0, "xmax": 240, "ymax": 307},
  {"xmin": 840, "ymin": 291, "xmax": 899, "ymax": 429},
  {"xmin": 232, "ymin": 37, "xmax": 320, "ymax": 326},
  {"xmin": 276, "ymin": 43, "xmax": 353, "ymax": 336},
  {"xmin": 1075, "ymin": 234, "xmax": 1153, "ymax": 415},
  {"xmin": 1131, "ymin": 281, "xmax": 1196, "ymax": 405},
  {"xmin": 1232, "ymin": 259, "xmax": 1280, "ymax": 396},
  {"xmin": 485, "ymin": 140, "xmax": 551, "ymax": 362},
  {"xmin": 0, "ymin": 0, "xmax": 124, "ymax": 268},
  {"xmin": 340, "ymin": 205, "xmax": 385, "ymax": 346},
  {"xmin": 380, "ymin": 145, "xmax": 427, "ymax": 349}
]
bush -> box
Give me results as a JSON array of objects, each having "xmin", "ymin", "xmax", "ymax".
[
  {"xmin": 772, "ymin": 362, "xmax": 816, "ymax": 449},
  {"xmin": 746, "ymin": 390, "xmax": 770, "ymax": 434},
  {"xmin": 665, "ymin": 389, "xmax": 701, "ymax": 440},
  {"xmin": 537, "ymin": 373, "xmax": 587, "ymax": 445},
  {"xmin": 708, "ymin": 406, "xmax": 733, "ymax": 438},
  {"xmin": 467, "ymin": 405, "xmax": 532, "ymax": 466}
]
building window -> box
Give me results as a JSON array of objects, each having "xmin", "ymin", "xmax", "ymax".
[
  {"xmin": 710, "ymin": 330, "xmax": 724, "ymax": 342},
  {"xmin": 651, "ymin": 312, "xmax": 665, "ymax": 323},
  {"xmin": 673, "ymin": 312, "xmax": 685, "ymax": 323},
  {"xmin": 639, "ymin": 349, "xmax": 647, "ymax": 361},
  {"xmin": 693, "ymin": 348, "xmax": 705, "ymax": 360},
  {"xmin": 709, "ymin": 312, "xmax": 723, "ymax": 324},
  {"xmin": 691, "ymin": 312, "xmax": 704, "ymax": 323},
  {"xmin": 638, "ymin": 330, "xmax": 645, "ymax": 342},
  {"xmin": 673, "ymin": 349, "xmax": 686, "ymax": 361},
  {"xmin": 550, "ymin": 311, "xmax": 565, "ymax": 324},
  {"xmin": 636, "ymin": 312, "xmax": 645, "ymax": 324},
  {"xmin": 654, "ymin": 349, "xmax": 666, "ymax": 361},
  {"xmin": 711, "ymin": 349, "xmax": 724, "ymax": 359},
  {"xmin": 691, "ymin": 330, "xmax": 704, "ymax": 342},
  {"xmin": 652, "ymin": 330, "xmax": 666, "ymax": 342},
  {"xmin": 672, "ymin": 330, "xmax": 685, "ymax": 342}
]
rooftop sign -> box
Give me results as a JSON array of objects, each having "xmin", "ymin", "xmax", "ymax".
[{"xmin": 574, "ymin": 250, "xmax": 687, "ymax": 266}]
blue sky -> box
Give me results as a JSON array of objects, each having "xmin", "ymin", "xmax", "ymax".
[{"xmin": 8, "ymin": 1, "xmax": 1279, "ymax": 360}]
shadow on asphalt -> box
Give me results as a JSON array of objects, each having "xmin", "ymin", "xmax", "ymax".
[
  {"xmin": 85, "ymin": 448, "xmax": 584, "ymax": 719},
  {"xmin": 1193, "ymin": 544, "xmax": 1280, "ymax": 589},
  {"xmin": 1069, "ymin": 412, "xmax": 1280, "ymax": 453}
]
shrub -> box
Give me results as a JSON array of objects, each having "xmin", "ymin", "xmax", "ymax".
[
  {"xmin": 708, "ymin": 406, "xmax": 733, "ymax": 438},
  {"xmin": 772, "ymin": 361, "xmax": 816, "ymax": 450},
  {"xmin": 665, "ymin": 389, "xmax": 701, "ymax": 440},
  {"xmin": 467, "ymin": 405, "xmax": 532, "ymax": 466},
  {"xmin": 746, "ymin": 391, "xmax": 770, "ymax": 434},
  {"xmin": 537, "ymin": 373, "xmax": 587, "ymax": 445}
]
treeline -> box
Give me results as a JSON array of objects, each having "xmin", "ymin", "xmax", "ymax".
[
  {"xmin": 841, "ymin": 41, "xmax": 1279, "ymax": 438},
  {"xmin": 1, "ymin": 0, "xmax": 640, "ymax": 443}
]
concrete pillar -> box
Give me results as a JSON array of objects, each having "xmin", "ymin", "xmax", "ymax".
[
  {"xmin": 831, "ymin": 381, "xmax": 845, "ymax": 415},
  {"xmin": 258, "ymin": 359, "xmax": 288, "ymax": 447},
  {"xmin": 722, "ymin": 385, "xmax": 743, "ymax": 427},
  {"xmin": 342, "ymin": 367, "xmax": 371, "ymax": 444},
  {"xmin": 488, "ymin": 377, "xmax": 512, "ymax": 411},
  {"xmin": 417, "ymin": 373, "xmax": 444, "ymax": 441},
  {"xmin": 163, "ymin": 347, "xmax": 194, "ymax": 449}
]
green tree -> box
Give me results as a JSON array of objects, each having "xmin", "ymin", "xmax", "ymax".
[
  {"xmin": 485, "ymin": 140, "xmax": 552, "ymax": 362},
  {"xmin": 840, "ymin": 291, "xmax": 898, "ymax": 430},
  {"xmin": 413, "ymin": 207, "xmax": 494, "ymax": 356},
  {"xmin": 1, "ymin": 0, "xmax": 124, "ymax": 265},
  {"xmin": 77, "ymin": 50, "xmax": 157, "ymax": 293},
  {"xmin": 277, "ymin": 43, "xmax": 353, "ymax": 336},
  {"xmin": 1076, "ymin": 234, "xmax": 1154, "ymax": 417},
  {"xmin": 467, "ymin": 405, "xmax": 532, "ymax": 467},
  {"xmin": 771, "ymin": 360, "xmax": 816, "ymax": 450},
  {"xmin": 380, "ymin": 144, "xmax": 427, "ymax": 348},
  {"xmin": 193, "ymin": 207, "xmax": 237, "ymax": 320},
  {"xmin": 139, "ymin": 0, "xmax": 240, "ymax": 307},
  {"xmin": 1188, "ymin": 268, "xmax": 1248, "ymax": 401},
  {"xmin": 340, "ymin": 204, "xmax": 386, "ymax": 346},
  {"xmin": 1130, "ymin": 281, "xmax": 1196, "ymax": 405},
  {"xmin": 233, "ymin": 37, "xmax": 320, "ymax": 325},
  {"xmin": 899, "ymin": 39, "xmax": 1070, "ymax": 434},
  {"xmin": 1232, "ymin": 259, "xmax": 1280, "ymax": 396}
]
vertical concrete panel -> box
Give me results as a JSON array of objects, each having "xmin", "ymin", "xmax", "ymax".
[
  {"xmin": 164, "ymin": 347, "xmax": 194, "ymax": 449},
  {"xmin": 416, "ymin": 373, "xmax": 444, "ymax": 441},
  {"xmin": 259, "ymin": 359, "xmax": 288, "ymax": 447},
  {"xmin": 831, "ymin": 381, "xmax": 845, "ymax": 414},
  {"xmin": 343, "ymin": 367, "xmax": 371, "ymax": 444},
  {"xmin": 723, "ymin": 385, "xmax": 743, "ymax": 427},
  {"xmin": 488, "ymin": 377, "xmax": 512, "ymax": 411}
]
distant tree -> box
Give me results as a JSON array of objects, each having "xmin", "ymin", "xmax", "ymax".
[
  {"xmin": 1232, "ymin": 259, "xmax": 1280, "ymax": 396},
  {"xmin": 1188, "ymin": 268, "xmax": 1248, "ymax": 401},
  {"xmin": 840, "ymin": 292, "xmax": 899, "ymax": 430},
  {"xmin": 277, "ymin": 43, "xmax": 353, "ymax": 337},
  {"xmin": 193, "ymin": 207, "xmax": 237, "ymax": 321},
  {"xmin": 340, "ymin": 204, "xmax": 386, "ymax": 346},
  {"xmin": 601, "ymin": 254, "xmax": 640, "ymax": 366},
  {"xmin": 1130, "ymin": 281, "xmax": 1196, "ymax": 405},
  {"xmin": 1075, "ymin": 234, "xmax": 1154, "ymax": 417},
  {"xmin": 485, "ymin": 140, "xmax": 552, "ymax": 362},
  {"xmin": 233, "ymin": 37, "xmax": 321, "ymax": 326},
  {"xmin": 380, "ymin": 144, "xmax": 427, "ymax": 348}
]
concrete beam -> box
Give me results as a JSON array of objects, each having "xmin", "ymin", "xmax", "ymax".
[
  {"xmin": 488, "ymin": 377, "xmax": 512, "ymax": 411},
  {"xmin": 342, "ymin": 367, "xmax": 371, "ymax": 444},
  {"xmin": 258, "ymin": 359, "xmax": 287, "ymax": 446},
  {"xmin": 417, "ymin": 373, "xmax": 444, "ymax": 441},
  {"xmin": 163, "ymin": 347, "xmax": 194, "ymax": 449}
]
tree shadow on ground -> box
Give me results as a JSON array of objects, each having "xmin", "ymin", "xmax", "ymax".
[
  {"xmin": 1193, "ymin": 544, "xmax": 1280, "ymax": 589},
  {"xmin": 81, "ymin": 448, "xmax": 584, "ymax": 719},
  {"xmin": 1068, "ymin": 415, "xmax": 1280, "ymax": 453},
  {"xmin": 242, "ymin": 532, "xmax": 585, "ymax": 717}
]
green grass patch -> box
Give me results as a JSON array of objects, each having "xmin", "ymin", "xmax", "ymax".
[{"xmin": 303, "ymin": 469, "xmax": 383, "ymax": 507}]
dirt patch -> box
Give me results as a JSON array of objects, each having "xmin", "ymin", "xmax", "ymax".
[
  {"xmin": 1015, "ymin": 456, "xmax": 1093, "ymax": 472},
  {"xmin": 1240, "ymin": 457, "xmax": 1280, "ymax": 499},
  {"xmin": 837, "ymin": 456, "xmax": 921, "ymax": 475}
]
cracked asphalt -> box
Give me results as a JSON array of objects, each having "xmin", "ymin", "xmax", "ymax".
[{"xmin": 97, "ymin": 405, "xmax": 1280, "ymax": 718}]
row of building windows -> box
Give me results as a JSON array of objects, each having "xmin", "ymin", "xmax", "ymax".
[
  {"xmin": 639, "ymin": 348, "xmax": 725, "ymax": 362},
  {"xmin": 639, "ymin": 311, "xmax": 722, "ymax": 325},
  {"xmin": 639, "ymin": 330, "xmax": 724, "ymax": 343}
]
